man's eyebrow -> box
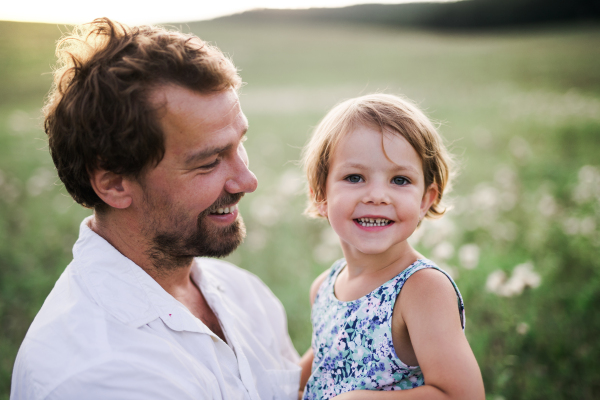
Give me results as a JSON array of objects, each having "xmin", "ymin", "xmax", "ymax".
[
  {"xmin": 184, "ymin": 144, "xmax": 231, "ymax": 166},
  {"xmin": 183, "ymin": 125, "xmax": 248, "ymax": 166}
]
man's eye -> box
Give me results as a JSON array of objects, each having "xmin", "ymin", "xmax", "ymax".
[
  {"xmin": 392, "ymin": 176, "xmax": 409, "ymax": 185},
  {"xmin": 345, "ymin": 174, "xmax": 363, "ymax": 183},
  {"xmin": 198, "ymin": 159, "xmax": 220, "ymax": 170}
]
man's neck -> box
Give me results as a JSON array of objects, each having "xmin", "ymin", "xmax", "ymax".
[
  {"xmin": 89, "ymin": 211, "xmax": 194, "ymax": 294},
  {"xmin": 88, "ymin": 211, "xmax": 227, "ymax": 342}
]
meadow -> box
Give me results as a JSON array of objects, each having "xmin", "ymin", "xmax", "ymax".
[{"xmin": 0, "ymin": 18, "xmax": 599, "ymax": 399}]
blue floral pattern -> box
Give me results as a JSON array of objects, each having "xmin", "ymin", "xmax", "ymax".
[{"xmin": 303, "ymin": 259, "xmax": 465, "ymax": 400}]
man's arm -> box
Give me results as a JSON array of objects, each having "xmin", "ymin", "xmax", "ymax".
[{"xmin": 42, "ymin": 359, "xmax": 212, "ymax": 400}]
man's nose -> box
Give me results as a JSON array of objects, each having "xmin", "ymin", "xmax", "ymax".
[{"xmin": 224, "ymin": 146, "xmax": 258, "ymax": 194}]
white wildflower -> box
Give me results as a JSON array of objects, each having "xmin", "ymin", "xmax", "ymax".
[
  {"xmin": 538, "ymin": 194, "xmax": 557, "ymax": 217},
  {"xmin": 486, "ymin": 270, "xmax": 506, "ymax": 293},
  {"xmin": 472, "ymin": 127, "xmax": 492, "ymax": 149},
  {"xmin": 573, "ymin": 165, "xmax": 600, "ymax": 204},
  {"xmin": 245, "ymin": 228, "xmax": 267, "ymax": 251},
  {"xmin": 8, "ymin": 109, "xmax": 38, "ymax": 133},
  {"xmin": 487, "ymin": 262, "xmax": 540, "ymax": 297},
  {"xmin": 491, "ymin": 221, "xmax": 517, "ymax": 242},
  {"xmin": 250, "ymin": 195, "xmax": 280, "ymax": 226},
  {"xmin": 313, "ymin": 243, "xmax": 341, "ymax": 264},
  {"xmin": 440, "ymin": 263, "xmax": 458, "ymax": 279},
  {"xmin": 562, "ymin": 217, "xmax": 580, "ymax": 235},
  {"xmin": 420, "ymin": 217, "xmax": 456, "ymax": 248},
  {"xmin": 26, "ymin": 167, "xmax": 56, "ymax": 197},
  {"xmin": 432, "ymin": 241, "xmax": 454, "ymax": 260},
  {"xmin": 516, "ymin": 322, "xmax": 529, "ymax": 335},
  {"xmin": 459, "ymin": 244, "xmax": 480, "ymax": 270},
  {"xmin": 580, "ymin": 217, "xmax": 596, "ymax": 236},
  {"xmin": 321, "ymin": 226, "xmax": 340, "ymax": 247},
  {"xmin": 277, "ymin": 169, "xmax": 302, "ymax": 197},
  {"xmin": 471, "ymin": 184, "xmax": 500, "ymax": 211},
  {"xmin": 509, "ymin": 136, "xmax": 532, "ymax": 162}
]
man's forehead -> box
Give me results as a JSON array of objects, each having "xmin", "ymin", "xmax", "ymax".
[{"xmin": 150, "ymin": 85, "xmax": 242, "ymax": 134}]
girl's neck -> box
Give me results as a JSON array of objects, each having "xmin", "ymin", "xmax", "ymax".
[
  {"xmin": 341, "ymin": 240, "xmax": 421, "ymax": 278},
  {"xmin": 334, "ymin": 241, "xmax": 423, "ymax": 302}
]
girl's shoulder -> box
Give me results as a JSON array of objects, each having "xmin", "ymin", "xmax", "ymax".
[{"xmin": 400, "ymin": 259, "xmax": 465, "ymax": 330}]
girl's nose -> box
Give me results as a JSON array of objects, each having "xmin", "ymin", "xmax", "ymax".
[{"xmin": 363, "ymin": 181, "xmax": 391, "ymax": 205}]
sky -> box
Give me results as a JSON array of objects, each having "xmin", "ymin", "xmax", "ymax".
[{"xmin": 1, "ymin": 0, "xmax": 452, "ymax": 26}]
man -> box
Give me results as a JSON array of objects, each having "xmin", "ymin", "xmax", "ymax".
[{"xmin": 11, "ymin": 18, "xmax": 301, "ymax": 400}]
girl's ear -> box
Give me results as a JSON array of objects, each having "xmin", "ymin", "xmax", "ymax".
[
  {"xmin": 317, "ymin": 200, "xmax": 328, "ymax": 218},
  {"xmin": 420, "ymin": 183, "xmax": 439, "ymax": 220},
  {"xmin": 310, "ymin": 187, "xmax": 328, "ymax": 218}
]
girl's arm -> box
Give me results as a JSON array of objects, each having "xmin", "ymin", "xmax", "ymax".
[
  {"xmin": 298, "ymin": 270, "xmax": 330, "ymax": 399},
  {"xmin": 298, "ymin": 348, "xmax": 314, "ymax": 398},
  {"xmin": 332, "ymin": 268, "xmax": 485, "ymax": 400}
]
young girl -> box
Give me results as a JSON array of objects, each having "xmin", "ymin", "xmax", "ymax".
[{"xmin": 298, "ymin": 94, "xmax": 484, "ymax": 400}]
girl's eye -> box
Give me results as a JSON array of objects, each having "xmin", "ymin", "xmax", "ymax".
[
  {"xmin": 392, "ymin": 176, "xmax": 409, "ymax": 185},
  {"xmin": 345, "ymin": 174, "xmax": 363, "ymax": 183}
]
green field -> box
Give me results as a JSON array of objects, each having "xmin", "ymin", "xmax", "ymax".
[{"xmin": 1, "ymin": 18, "xmax": 599, "ymax": 399}]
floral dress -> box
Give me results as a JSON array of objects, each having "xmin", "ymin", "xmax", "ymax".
[{"xmin": 303, "ymin": 259, "xmax": 465, "ymax": 400}]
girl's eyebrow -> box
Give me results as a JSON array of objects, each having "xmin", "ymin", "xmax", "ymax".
[{"xmin": 338, "ymin": 162, "xmax": 420, "ymax": 174}]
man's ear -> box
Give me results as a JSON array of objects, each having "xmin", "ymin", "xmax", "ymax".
[
  {"xmin": 420, "ymin": 183, "xmax": 439, "ymax": 220},
  {"xmin": 89, "ymin": 169, "xmax": 133, "ymax": 209}
]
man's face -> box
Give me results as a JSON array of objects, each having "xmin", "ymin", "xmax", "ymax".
[{"xmin": 136, "ymin": 85, "xmax": 257, "ymax": 268}]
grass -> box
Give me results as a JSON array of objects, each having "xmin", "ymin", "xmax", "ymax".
[{"xmin": 1, "ymin": 18, "xmax": 599, "ymax": 399}]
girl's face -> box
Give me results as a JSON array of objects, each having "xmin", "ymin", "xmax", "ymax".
[{"xmin": 319, "ymin": 125, "xmax": 437, "ymax": 257}]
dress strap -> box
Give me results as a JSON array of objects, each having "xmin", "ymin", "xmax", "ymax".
[{"xmin": 392, "ymin": 260, "xmax": 466, "ymax": 330}]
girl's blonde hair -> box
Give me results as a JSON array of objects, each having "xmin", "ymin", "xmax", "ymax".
[{"xmin": 302, "ymin": 93, "xmax": 453, "ymax": 219}]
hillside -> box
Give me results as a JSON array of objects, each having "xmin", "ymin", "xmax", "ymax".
[{"xmin": 216, "ymin": 0, "xmax": 600, "ymax": 29}]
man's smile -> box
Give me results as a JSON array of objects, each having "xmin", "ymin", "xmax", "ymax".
[{"xmin": 210, "ymin": 203, "xmax": 239, "ymax": 215}]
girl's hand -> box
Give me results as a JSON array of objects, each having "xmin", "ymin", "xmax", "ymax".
[
  {"xmin": 298, "ymin": 348, "xmax": 314, "ymax": 394},
  {"xmin": 330, "ymin": 391, "xmax": 361, "ymax": 400}
]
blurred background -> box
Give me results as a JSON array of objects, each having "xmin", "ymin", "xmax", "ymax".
[{"xmin": 1, "ymin": 0, "xmax": 599, "ymax": 399}]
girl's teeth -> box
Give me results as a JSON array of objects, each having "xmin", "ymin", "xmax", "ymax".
[{"xmin": 356, "ymin": 217, "xmax": 391, "ymax": 227}]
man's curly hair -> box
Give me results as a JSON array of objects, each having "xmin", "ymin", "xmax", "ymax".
[{"xmin": 44, "ymin": 18, "xmax": 241, "ymax": 210}]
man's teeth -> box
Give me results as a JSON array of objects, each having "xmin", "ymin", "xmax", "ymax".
[
  {"xmin": 214, "ymin": 204, "xmax": 238, "ymax": 214},
  {"xmin": 356, "ymin": 217, "xmax": 391, "ymax": 227}
]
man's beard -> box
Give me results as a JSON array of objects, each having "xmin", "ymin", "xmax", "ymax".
[{"xmin": 144, "ymin": 192, "xmax": 246, "ymax": 272}]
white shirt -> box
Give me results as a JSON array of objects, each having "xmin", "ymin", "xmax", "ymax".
[{"xmin": 11, "ymin": 217, "xmax": 301, "ymax": 400}]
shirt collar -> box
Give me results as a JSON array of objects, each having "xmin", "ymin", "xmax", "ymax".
[{"xmin": 73, "ymin": 216, "xmax": 214, "ymax": 335}]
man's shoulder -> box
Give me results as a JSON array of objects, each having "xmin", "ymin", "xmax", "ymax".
[{"xmin": 12, "ymin": 261, "xmax": 156, "ymax": 399}]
